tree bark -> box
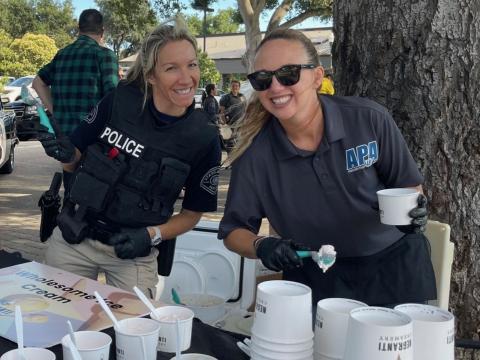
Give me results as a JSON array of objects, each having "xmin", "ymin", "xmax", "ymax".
[{"xmin": 333, "ymin": 1, "xmax": 480, "ymax": 358}]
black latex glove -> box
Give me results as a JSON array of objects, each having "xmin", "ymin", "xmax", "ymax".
[
  {"xmin": 396, "ymin": 193, "xmax": 428, "ymax": 234},
  {"xmin": 109, "ymin": 228, "xmax": 152, "ymax": 259},
  {"xmin": 255, "ymin": 237, "xmax": 303, "ymax": 272},
  {"xmin": 37, "ymin": 126, "xmax": 76, "ymax": 163}
]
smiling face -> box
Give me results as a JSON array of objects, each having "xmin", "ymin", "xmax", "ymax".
[
  {"xmin": 253, "ymin": 39, "xmax": 323, "ymax": 124},
  {"xmin": 148, "ymin": 40, "xmax": 200, "ymax": 116}
]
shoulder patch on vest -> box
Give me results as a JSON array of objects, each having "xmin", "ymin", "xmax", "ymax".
[
  {"xmin": 84, "ymin": 105, "xmax": 98, "ymax": 124},
  {"xmin": 200, "ymin": 166, "xmax": 220, "ymax": 195}
]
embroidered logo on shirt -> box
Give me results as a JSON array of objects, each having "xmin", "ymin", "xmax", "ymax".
[
  {"xmin": 200, "ymin": 166, "xmax": 220, "ymax": 195},
  {"xmin": 84, "ymin": 105, "xmax": 98, "ymax": 124},
  {"xmin": 345, "ymin": 141, "xmax": 378, "ymax": 172}
]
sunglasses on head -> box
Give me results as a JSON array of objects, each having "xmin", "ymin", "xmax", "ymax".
[{"xmin": 247, "ymin": 64, "xmax": 317, "ymax": 91}]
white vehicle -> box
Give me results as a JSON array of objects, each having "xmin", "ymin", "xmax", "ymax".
[{"xmin": 0, "ymin": 75, "xmax": 36, "ymax": 104}]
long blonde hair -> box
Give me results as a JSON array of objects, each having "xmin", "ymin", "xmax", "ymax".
[
  {"xmin": 227, "ymin": 28, "xmax": 320, "ymax": 164},
  {"xmin": 125, "ymin": 16, "xmax": 197, "ymax": 108}
]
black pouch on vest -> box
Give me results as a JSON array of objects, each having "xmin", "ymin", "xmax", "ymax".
[
  {"xmin": 122, "ymin": 158, "xmax": 159, "ymax": 192},
  {"xmin": 151, "ymin": 157, "xmax": 191, "ymax": 215},
  {"xmin": 69, "ymin": 145, "xmax": 127, "ymax": 211}
]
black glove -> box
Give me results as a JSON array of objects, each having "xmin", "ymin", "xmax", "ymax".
[
  {"xmin": 37, "ymin": 126, "xmax": 75, "ymax": 163},
  {"xmin": 396, "ymin": 193, "xmax": 428, "ymax": 234},
  {"xmin": 255, "ymin": 237, "xmax": 303, "ymax": 272},
  {"xmin": 108, "ymin": 228, "xmax": 152, "ymax": 259}
]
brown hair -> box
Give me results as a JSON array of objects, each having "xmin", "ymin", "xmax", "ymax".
[{"xmin": 227, "ymin": 28, "xmax": 320, "ymax": 164}]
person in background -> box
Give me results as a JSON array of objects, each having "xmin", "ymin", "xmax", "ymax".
[
  {"xmin": 219, "ymin": 80, "xmax": 247, "ymax": 153},
  {"xmin": 202, "ymin": 83, "xmax": 220, "ymax": 124},
  {"xmin": 218, "ymin": 28, "xmax": 435, "ymax": 307},
  {"xmin": 32, "ymin": 9, "xmax": 119, "ymax": 136},
  {"xmin": 319, "ymin": 73, "xmax": 335, "ymax": 95},
  {"xmin": 37, "ymin": 17, "xmax": 221, "ymax": 298}
]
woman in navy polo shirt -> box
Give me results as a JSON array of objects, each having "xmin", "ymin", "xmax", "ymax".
[{"xmin": 218, "ymin": 28, "xmax": 435, "ymax": 306}]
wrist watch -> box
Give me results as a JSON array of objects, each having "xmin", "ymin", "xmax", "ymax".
[{"xmin": 149, "ymin": 226, "xmax": 162, "ymax": 246}]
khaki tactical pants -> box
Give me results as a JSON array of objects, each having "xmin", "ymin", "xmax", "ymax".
[{"xmin": 46, "ymin": 227, "xmax": 159, "ymax": 299}]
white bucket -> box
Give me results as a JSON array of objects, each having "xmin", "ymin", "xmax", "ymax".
[
  {"xmin": 249, "ymin": 333, "xmax": 313, "ymax": 352},
  {"xmin": 395, "ymin": 303, "xmax": 455, "ymax": 360},
  {"xmin": 314, "ymin": 298, "xmax": 367, "ymax": 359},
  {"xmin": 377, "ymin": 188, "xmax": 419, "ymax": 225},
  {"xmin": 344, "ymin": 307, "xmax": 413, "ymax": 360},
  {"xmin": 150, "ymin": 305, "xmax": 194, "ymax": 353},
  {"xmin": 251, "ymin": 280, "xmax": 313, "ymax": 343}
]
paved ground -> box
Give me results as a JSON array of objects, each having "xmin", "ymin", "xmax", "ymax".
[{"xmin": 0, "ymin": 140, "xmax": 242, "ymax": 262}]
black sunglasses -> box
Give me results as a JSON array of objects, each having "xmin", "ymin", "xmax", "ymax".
[{"xmin": 247, "ymin": 64, "xmax": 317, "ymax": 91}]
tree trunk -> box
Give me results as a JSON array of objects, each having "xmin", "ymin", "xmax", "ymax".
[
  {"xmin": 238, "ymin": 0, "xmax": 263, "ymax": 72},
  {"xmin": 333, "ymin": 1, "xmax": 480, "ymax": 359}
]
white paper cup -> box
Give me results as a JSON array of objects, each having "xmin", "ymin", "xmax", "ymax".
[
  {"xmin": 344, "ymin": 307, "xmax": 413, "ymax": 360},
  {"xmin": 250, "ymin": 348, "xmax": 313, "ymax": 360},
  {"xmin": 0, "ymin": 348, "xmax": 56, "ymax": 360},
  {"xmin": 62, "ymin": 331, "xmax": 112, "ymax": 360},
  {"xmin": 251, "ymin": 280, "xmax": 313, "ymax": 343},
  {"xmin": 395, "ymin": 304, "xmax": 455, "ymax": 360},
  {"xmin": 150, "ymin": 305, "xmax": 194, "ymax": 353},
  {"xmin": 115, "ymin": 317, "xmax": 160, "ymax": 360},
  {"xmin": 170, "ymin": 354, "xmax": 218, "ymax": 360},
  {"xmin": 377, "ymin": 188, "xmax": 419, "ymax": 225},
  {"xmin": 314, "ymin": 298, "xmax": 367, "ymax": 359}
]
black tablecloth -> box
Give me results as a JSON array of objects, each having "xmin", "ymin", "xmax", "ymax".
[{"xmin": 0, "ymin": 250, "xmax": 249, "ymax": 360}]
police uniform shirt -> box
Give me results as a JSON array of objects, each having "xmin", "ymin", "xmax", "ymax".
[
  {"xmin": 218, "ymin": 95, "xmax": 424, "ymax": 257},
  {"xmin": 70, "ymin": 91, "xmax": 221, "ymax": 213},
  {"xmin": 219, "ymin": 92, "xmax": 246, "ymax": 123}
]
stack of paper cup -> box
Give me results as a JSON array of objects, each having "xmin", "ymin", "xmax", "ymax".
[
  {"xmin": 344, "ymin": 307, "xmax": 413, "ymax": 360},
  {"xmin": 395, "ymin": 304, "xmax": 455, "ymax": 360},
  {"xmin": 314, "ymin": 298, "xmax": 367, "ymax": 359},
  {"xmin": 250, "ymin": 280, "xmax": 314, "ymax": 360}
]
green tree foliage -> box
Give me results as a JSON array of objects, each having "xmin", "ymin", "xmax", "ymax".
[
  {"xmin": 0, "ymin": 0, "xmax": 76, "ymax": 48},
  {"xmin": 96, "ymin": 0, "xmax": 158, "ymax": 57},
  {"xmin": 198, "ymin": 50, "xmax": 220, "ymax": 86},
  {"xmin": 0, "ymin": 33, "xmax": 57, "ymax": 77},
  {"xmin": 152, "ymin": 0, "xmax": 333, "ymax": 71},
  {"xmin": 186, "ymin": 8, "xmax": 241, "ymax": 36}
]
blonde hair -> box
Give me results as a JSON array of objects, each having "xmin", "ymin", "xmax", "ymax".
[
  {"xmin": 227, "ymin": 28, "xmax": 320, "ymax": 164},
  {"xmin": 126, "ymin": 16, "xmax": 197, "ymax": 108}
]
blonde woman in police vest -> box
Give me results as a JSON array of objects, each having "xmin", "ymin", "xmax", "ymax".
[
  {"xmin": 38, "ymin": 17, "xmax": 221, "ymax": 298},
  {"xmin": 218, "ymin": 28, "xmax": 435, "ymax": 307}
]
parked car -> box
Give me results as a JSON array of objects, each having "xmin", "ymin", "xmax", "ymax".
[
  {"xmin": 0, "ymin": 101, "xmax": 19, "ymax": 174},
  {"xmin": 0, "ymin": 75, "xmax": 36, "ymax": 104},
  {"xmin": 2, "ymin": 99, "xmax": 41, "ymax": 141}
]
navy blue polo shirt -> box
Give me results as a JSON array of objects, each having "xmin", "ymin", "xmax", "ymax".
[
  {"xmin": 70, "ymin": 91, "xmax": 221, "ymax": 213},
  {"xmin": 219, "ymin": 95, "xmax": 423, "ymax": 257}
]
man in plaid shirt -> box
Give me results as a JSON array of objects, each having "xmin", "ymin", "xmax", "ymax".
[{"xmin": 33, "ymin": 9, "xmax": 119, "ymax": 136}]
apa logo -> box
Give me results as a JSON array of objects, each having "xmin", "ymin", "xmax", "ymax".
[{"xmin": 345, "ymin": 141, "xmax": 378, "ymax": 173}]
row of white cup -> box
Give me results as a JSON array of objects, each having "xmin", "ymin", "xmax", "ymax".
[
  {"xmin": 250, "ymin": 280, "xmax": 314, "ymax": 360},
  {"xmin": 314, "ymin": 298, "xmax": 455, "ymax": 360},
  {"xmin": 0, "ymin": 306, "xmax": 216, "ymax": 360}
]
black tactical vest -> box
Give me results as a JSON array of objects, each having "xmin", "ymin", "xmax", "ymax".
[{"xmin": 67, "ymin": 83, "xmax": 218, "ymax": 229}]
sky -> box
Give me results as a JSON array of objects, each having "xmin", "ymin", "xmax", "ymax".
[{"xmin": 71, "ymin": 0, "xmax": 331, "ymax": 31}]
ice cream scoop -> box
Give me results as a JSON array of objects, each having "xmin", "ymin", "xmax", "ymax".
[{"xmin": 296, "ymin": 245, "xmax": 337, "ymax": 273}]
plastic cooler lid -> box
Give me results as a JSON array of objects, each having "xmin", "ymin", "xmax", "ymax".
[
  {"xmin": 198, "ymin": 251, "xmax": 236, "ymax": 300},
  {"xmin": 162, "ymin": 255, "xmax": 206, "ymax": 302}
]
